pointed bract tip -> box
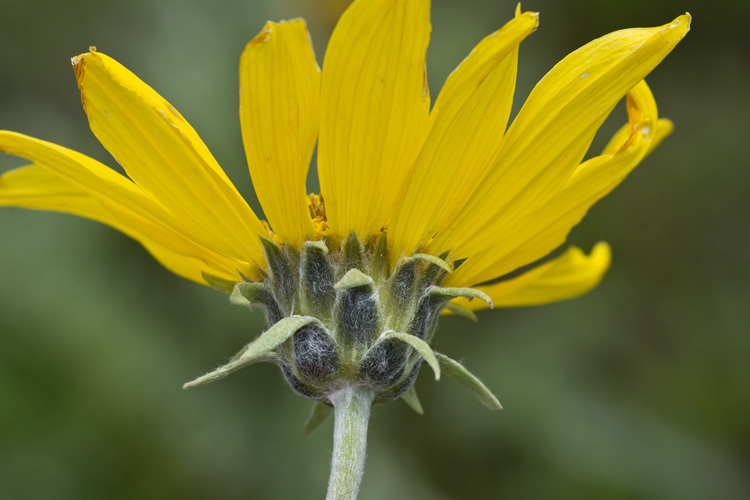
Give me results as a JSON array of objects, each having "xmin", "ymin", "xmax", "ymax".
[
  {"xmin": 201, "ymin": 271, "xmax": 239, "ymax": 294},
  {"xmin": 475, "ymin": 290, "xmax": 493, "ymax": 309},
  {"xmin": 304, "ymin": 240, "xmax": 329, "ymax": 254},
  {"xmin": 182, "ymin": 380, "xmax": 198, "ymax": 390},
  {"xmin": 409, "ymin": 253, "xmax": 452, "ymax": 273},
  {"xmin": 334, "ymin": 268, "xmax": 373, "ymax": 290}
]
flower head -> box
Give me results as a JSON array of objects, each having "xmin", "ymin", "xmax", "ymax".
[{"xmin": 0, "ymin": 0, "xmax": 689, "ymax": 410}]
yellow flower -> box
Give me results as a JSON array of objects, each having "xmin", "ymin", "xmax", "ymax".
[
  {"xmin": 0, "ymin": 4, "xmax": 693, "ymax": 494},
  {"xmin": 0, "ymin": 2, "xmax": 689, "ymax": 311}
]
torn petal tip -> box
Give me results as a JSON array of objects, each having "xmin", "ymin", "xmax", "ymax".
[{"xmin": 662, "ymin": 13, "xmax": 691, "ymax": 41}]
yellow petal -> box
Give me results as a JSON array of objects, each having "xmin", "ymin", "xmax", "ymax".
[
  {"xmin": 446, "ymin": 80, "xmax": 660, "ymax": 287},
  {"xmin": 240, "ymin": 20, "xmax": 319, "ymax": 246},
  {"xmin": 648, "ymin": 118, "xmax": 674, "ymax": 154},
  {"xmin": 449, "ymin": 243, "xmax": 611, "ymax": 311},
  {"xmin": 430, "ymin": 14, "xmax": 690, "ymax": 258},
  {"xmin": 0, "ymin": 163, "xmax": 249, "ymax": 284},
  {"xmin": 604, "ymin": 117, "xmax": 674, "ymax": 158},
  {"xmin": 72, "ymin": 50, "xmax": 268, "ymax": 266},
  {"xmin": 0, "ymin": 132, "xmax": 258, "ymax": 283},
  {"xmin": 318, "ymin": 0, "xmax": 431, "ymax": 241},
  {"xmin": 389, "ymin": 11, "xmax": 539, "ymax": 261}
]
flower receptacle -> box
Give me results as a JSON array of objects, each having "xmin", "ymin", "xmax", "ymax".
[{"xmin": 190, "ymin": 232, "xmax": 500, "ymax": 413}]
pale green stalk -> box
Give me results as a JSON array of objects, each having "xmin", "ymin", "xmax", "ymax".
[{"xmin": 326, "ymin": 386, "xmax": 374, "ymax": 500}]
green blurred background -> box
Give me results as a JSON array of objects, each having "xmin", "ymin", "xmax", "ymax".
[{"xmin": 1, "ymin": 0, "xmax": 747, "ymax": 498}]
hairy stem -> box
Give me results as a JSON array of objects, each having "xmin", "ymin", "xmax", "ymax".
[{"xmin": 326, "ymin": 386, "xmax": 374, "ymax": 500}]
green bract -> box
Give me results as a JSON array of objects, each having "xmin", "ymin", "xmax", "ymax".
[{"xmin": 187, "ymin": 233, "xmax": 501, "ymax": 416}]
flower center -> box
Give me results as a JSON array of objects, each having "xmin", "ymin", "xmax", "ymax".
[{"xmin": 307, "ymin": 193, "xmax": 329, "ymax": 236}]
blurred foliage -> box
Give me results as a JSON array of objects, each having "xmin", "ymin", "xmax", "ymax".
[{"xmin": 1, "ymin": 0, "xmax": 748, "ymax": 499}]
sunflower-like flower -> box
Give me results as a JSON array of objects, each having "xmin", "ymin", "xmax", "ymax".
[{"xmin": 0, "ymin": 1, "xmax": 689, "ymax": 498}]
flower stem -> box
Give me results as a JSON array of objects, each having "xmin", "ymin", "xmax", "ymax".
[{"xmin": 326, "ymin": 386, "xmax": 374, "ymax": 500}]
